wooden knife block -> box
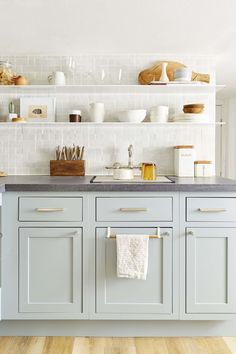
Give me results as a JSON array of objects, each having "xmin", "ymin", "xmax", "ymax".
[{"xmin": 50, "ymin": 160, "xmax": 85, "ymax": 176}]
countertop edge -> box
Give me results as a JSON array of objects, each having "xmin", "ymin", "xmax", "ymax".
[
  {"xmin": 4, "ymin": 184, "xmax": 236, "ymax": 192},
  {"xmin": 1, "ymin": 176, "xmax": 236, "ymax": 192}
]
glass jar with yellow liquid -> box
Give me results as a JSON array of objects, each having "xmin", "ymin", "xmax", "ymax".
[{"xmin": 141, "ymin": 163, "xmax": 157, "ymax": 180}]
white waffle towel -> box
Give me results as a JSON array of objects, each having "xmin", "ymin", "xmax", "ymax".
[{"xmin": 116, "ymin": 235, "xmax": 149, "ymax": 280}]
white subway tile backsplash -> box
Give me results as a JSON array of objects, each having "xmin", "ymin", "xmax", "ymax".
[{"xmin": 0, "ymin": 124, "xmax": 215, "ymax": 175}]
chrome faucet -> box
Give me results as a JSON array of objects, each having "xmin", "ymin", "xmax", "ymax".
[
  {"xmin": 105, "ymin": 144, "xmax": 139, "ymax": 171},
  {"xmin": 128, "ymin": 144, "xmax": 133, "ymax": 168}
]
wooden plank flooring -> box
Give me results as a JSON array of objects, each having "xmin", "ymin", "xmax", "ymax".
[{"xmin": 0, "ymin": 337, "xmax": 235, "ymax": 354}]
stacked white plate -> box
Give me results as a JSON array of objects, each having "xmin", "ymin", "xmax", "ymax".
[{"xmin": 171, "ymin": 113, "xmax": 208, "ymax": 123}]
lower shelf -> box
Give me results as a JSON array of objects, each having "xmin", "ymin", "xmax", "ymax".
[{"xmin": 0, "ymin": 122, "xmax": 225, "ymax": 126}]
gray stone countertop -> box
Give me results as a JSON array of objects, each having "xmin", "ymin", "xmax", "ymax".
[{"xmin": 0, "ymin": 175, "xmax": 236, "ymax": 192}]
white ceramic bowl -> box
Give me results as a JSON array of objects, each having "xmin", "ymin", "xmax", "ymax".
[
  {"xmin": 173, "ymin": 68, "xmax": 192, "ymax": 81},
  {"xmin": 117, "ymin": 109, "xmax": 146, "ymax": 123}
]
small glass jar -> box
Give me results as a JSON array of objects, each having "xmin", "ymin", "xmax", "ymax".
[
  {"xmin": 0, "ymin": 61, "xmax": 14, "ymax": 85},
  {"xmin": 141, "ymin": 163, "xmax": 157, "ymax": 180},
  {"xmin": 69, "ymin": 110, "xmax": 82, "ymax": 122}
]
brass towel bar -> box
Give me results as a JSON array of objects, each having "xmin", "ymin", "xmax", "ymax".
[
  {"xmin": 106, "ymin": 227, "xmax": 163, "ymax": 239},
  {"xmin": 107, "ymin": 234, "xmax": 161, "ymax": 239}
]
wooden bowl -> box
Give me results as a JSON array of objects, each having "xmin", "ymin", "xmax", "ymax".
[
  {"xmin": 183, "ymin": 107, "xmax": 204, "ymax": 114},
  {"xmin": 183, "ymin": 103, "xmax": 204, "ymax": 108}
]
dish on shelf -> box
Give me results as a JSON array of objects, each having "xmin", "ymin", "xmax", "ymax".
[
  {"xmin": 149, "ymin": 81, "xmax": 208, "ymax": 85},
  {"xmin": 117, "ymin": 109, "xmax": 146, "ymax": 123},
  {"xmin": 170, "ymin": 113, "xmax": 208, "ymax": 123}
]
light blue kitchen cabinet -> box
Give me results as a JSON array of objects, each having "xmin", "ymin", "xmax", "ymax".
[
  {"xmin": 3, "ymin": 190, "xmax": 236, "ymax": 323},
  {"xmin": 186, "ymin": 227, "xmax": 236, "ymax": 314},
  {"xmin": 19, "ymin": 227, "xmax": 83, "ymax": 314},
  {"xmin": 95, "ymin": 227, "xmax": 173, "ymax": 318}
]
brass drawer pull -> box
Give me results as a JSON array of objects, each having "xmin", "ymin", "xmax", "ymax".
[
  {"xmin": 198, "ymin": 208, "xmax": 227, "ymax": 212},
  {"xmin": 35, "ymin": 208, "xmax": 65, "ymax": 212},
  {"xmin": 119, "ymin": 208, "xmax": 148, "ymax": 212}
]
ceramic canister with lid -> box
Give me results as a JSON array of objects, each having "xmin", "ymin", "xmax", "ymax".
[
  {"xmin": 174, "ymin": 145, "xmax": 195, "ymax": 177},
  {"xmin": 194, "ymin": 160, "xmax": 213, "ymax": 177}
]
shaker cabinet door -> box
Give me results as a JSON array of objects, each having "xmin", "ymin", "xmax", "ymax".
[
  {"xmin": 95, "ymin": 227, "xmax": 173, "ymax": 317},
  {"xmin": 186, "ymin": 228, "xmax": 236, "ymax": 314},
  {"xmin": 19, "ymin": 228, "xmax": 83, "ymax": 314}
]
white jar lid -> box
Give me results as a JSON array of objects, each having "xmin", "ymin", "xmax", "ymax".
[{"xmin": 69, "ymin": 110, "xmax": 81, "ymax": 115}]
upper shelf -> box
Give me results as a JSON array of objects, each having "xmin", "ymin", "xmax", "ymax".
[{"xmin": 0, "ymin": 84, "xmax": 225, "ymax": 95}]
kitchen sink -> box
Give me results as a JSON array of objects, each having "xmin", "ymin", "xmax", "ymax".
[{"xmin": 90, "ymin": 176, "xmax": 174, "ymax": 183}]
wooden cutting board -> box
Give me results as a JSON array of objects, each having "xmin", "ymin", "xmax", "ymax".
[{"xmin": 138, "ymin": 61, "xmax": 210, "ymax": 85}]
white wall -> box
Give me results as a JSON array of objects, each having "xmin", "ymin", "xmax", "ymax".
[
  {"xmin": 0, "ymin": 0, "xmax": 232, "ymax": 55},
  {"xmin": 0, "ymin": 0, "xmax": 235, "ymax": 95}
]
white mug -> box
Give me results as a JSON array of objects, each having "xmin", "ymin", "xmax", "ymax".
[
  {"xmin": 48, "ymin": 71, "xmax": 66, "ymax": 86},
  {"xmin": 150, "ymin": 105, "xmax": 169, "ymax": 123},
  {"xmin": 89, "ymin": 102, "xmax": 105, "ymax": 123}
]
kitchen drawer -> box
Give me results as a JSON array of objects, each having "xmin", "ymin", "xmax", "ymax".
[
  {"xmin": 186, "ymin": 197, "xmax": 236, "ymax": 222},
  {"xmin": 96, "ymin": 197, "xmax": 173, "ymax": 222},
  {"xmin": 19, "ymin": 197, "xmax": 83, "ymax": 222}
]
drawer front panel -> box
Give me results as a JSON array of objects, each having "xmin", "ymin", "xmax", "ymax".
[
  {"xmin": 186, "ymin": 198, "xmax": 236, "ymax": 222},
  {"xmin": 96, "ymin": 197, "xmax": 173, "ymax": 222},
  {"xmin": 19, "ymin": 197, "xmax": 83, "ymax": 222}
]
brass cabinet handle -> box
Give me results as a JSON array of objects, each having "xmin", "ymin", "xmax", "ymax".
[
  {"xmin": 198, "ymin": 208, "xmax": 227, "ymax": 212},
  {"xmin": 119, "ymin": 208, "xmax": 148, "ymax": 212},
  {"xmin": 35, "ymin": 208, "xmax": 65, "ymax": 212}
]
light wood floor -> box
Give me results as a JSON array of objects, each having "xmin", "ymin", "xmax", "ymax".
[{"xmin": 0, "ymin": 337, "xmax": 235, "ymax": 354}]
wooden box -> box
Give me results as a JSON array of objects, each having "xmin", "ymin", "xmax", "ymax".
[{"xmin": 50, "ymin": 160, "xmax": 85, "ymax": 176}]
